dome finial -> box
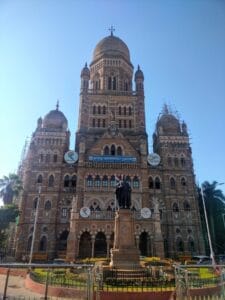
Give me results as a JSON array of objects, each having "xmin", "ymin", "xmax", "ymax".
[
  {"xmin": 56, "ymin": 100, "xmax": 59, "ymax": 111},
  {"xmin": 108, "ymin": 25, "xmax": 115, "ymax": 36}
]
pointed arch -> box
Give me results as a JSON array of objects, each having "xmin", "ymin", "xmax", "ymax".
[
  {"xmin": 104, "ymin": 146, "xmax": 110, "ymax": 155},
  {"xmin": 39, "ymin": 236, "xmax": 47, "ymax": 252},
  {"xmin": 37, "ymin": 174, "xmax": 43, "ymax": 184},
  {"xmin": 79, "ymin": 231, "xmax": 92, "ymax": 258},
  {"xmin": 94, "ymin": 232, "xmax": 107, "ymax": 257},
  {"xmin": 64, "ymin": 175, "xmax": 70, "ymax": 187},
  {"xmin": 172, "ymin": 202, "xmax": 179, "ymax": 212},
  {"xmin": 155, "ymin": 177, "xmax": 161, "ymax": 189},
  {"xmin": 48, "ymin": 175, "xmax": 54, "ymax": 187},
  {"xmin": 71, "ymin": 175, "xmax": 77, "ymax": 188},
  {"xmin": 170, "ymin": 177, "xmax": 176, "ymax": 189},
  {"xmin": 148, "ymin": 177, "xmax": 154, "ymax": 189}
]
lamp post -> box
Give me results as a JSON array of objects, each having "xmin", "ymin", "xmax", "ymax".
[
  {"xmin": 200, "ymin": 185, "xmax": 216, "ymax": 267},
  {"xmin": 29, "ymin": 186, "xmax": 41, "ymax": 264}
]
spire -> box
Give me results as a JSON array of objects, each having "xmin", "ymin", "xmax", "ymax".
[
  {"xmin": 162, "ymin": 103, "xmax": 169, "ymax": 115},
  {"xmin": 56, "ymin": 100, "xmax": 59, "ymax": 111},
  {"xmin": 108, "ymin": 25, "xmax": 115, "ymax": 36}
]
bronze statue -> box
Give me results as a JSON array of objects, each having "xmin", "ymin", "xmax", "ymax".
[{"xmin": 116, "ymin": 178, "xmax": 131, "ymax": 209}]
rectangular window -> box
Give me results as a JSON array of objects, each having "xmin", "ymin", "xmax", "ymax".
[{"xmin": 62, "ymin": 208, "xmax": 67, "ymax": 218}]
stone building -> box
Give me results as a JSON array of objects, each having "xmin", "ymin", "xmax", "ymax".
[{"xmin": 15, "ymin": 32, "xmax": 204, "ymax": 261}]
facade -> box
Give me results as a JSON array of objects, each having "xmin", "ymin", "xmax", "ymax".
[{"xmin": 15, "ymin": 32, "xmax": 204, "ymax": 261}]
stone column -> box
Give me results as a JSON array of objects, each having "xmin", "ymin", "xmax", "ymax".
[{"xmin": 110, "ymin": 210, "xmax": 141, "ymax": 269}]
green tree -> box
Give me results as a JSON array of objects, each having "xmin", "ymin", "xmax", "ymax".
[
  {"xmin": 0, "ymin": 204, "xmax": 19, "ymax": 251},
  {"xmin": 0, "ymin": 173, "xmax": 23, "ymax": 205},
  {"xmin": 201, "ymin": 181, "xmax": 225, "ymax": 255}
]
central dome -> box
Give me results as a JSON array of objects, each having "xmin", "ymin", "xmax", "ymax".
[{"xmin": 93, "ymin": 35, "xmax": 130, "ymax": 62}]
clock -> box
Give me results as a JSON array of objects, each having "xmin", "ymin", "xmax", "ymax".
[
  {"xmin": 147, "ymin": 153, "xmax": 161, "ymax": 166},
  {"xmin": 64, "ymin": 151, "xmax": 78, "ymax": 164},
  {"xmin": 141, "ymin": 207, "xmax": 151, "ymax": 219},
  {"xmin": 80, "ymin": 207, "xmax": 91, "ymax": 218}
]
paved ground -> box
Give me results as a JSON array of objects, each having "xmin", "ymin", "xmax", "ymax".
[{"xmin": 0, "ymin": 274, "xmax": 75, "ymax": 299}]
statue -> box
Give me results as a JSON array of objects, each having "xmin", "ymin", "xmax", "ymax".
[{"xmin": 115, "ymin": 178, "xmax": 131, "ymax": 209}]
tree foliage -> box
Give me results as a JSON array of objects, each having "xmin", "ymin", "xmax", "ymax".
[
  {"xmin": 0, "ymin": 173, "xmax": 23, "ymax": 205},
  {"xmin": 199, "ymin": 181, "xmax": 225, "ymax": 255}
]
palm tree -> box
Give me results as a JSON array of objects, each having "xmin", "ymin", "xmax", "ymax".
[
  {"xmin": 201, "ymin": 181, "xmax": 225, "ymax": 254},
  {"xmin": 0, "ymin": 173, "xmax": 23, "ymax": 205}
]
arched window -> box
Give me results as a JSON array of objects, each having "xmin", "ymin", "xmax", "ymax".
[
  {"xmin": 46, "ymin": 154, "xmax": 50, "ymax": 163},
  {"xmin": 172, "ymin": 203, "xmax": 179, "ymax": 212},
  {"xmin": 87, "ymin": 175, "xmax": 93, "ymax": 187},
  {"xmin": 155, "ymin": 177, "xmax": 161, "ymax": 189},
  {"xmin": 93, "ymin": 105, "xmax": 96, "ymax": 115},
  {"xmin": 108, "ymin": 77, "xmax": 112, "ymax": 90},
  {"xmin": 188, "ymin": 238, "xmax": 195, "ymax": 253},
  {"xmin": 181, "ymin": 177, "xmax": 186, "ymax": 186},
  {"xmin": 39, "ymin": 236, "xmax": 47, "ymax": 252},
  {"xmin": 71, "ymin": 175, "xmax": 77, "ymax": 188},
  {"xmin": 133, "ymin": 176, "xmax": 139, "ymax": 188},
  {"xmin": 37, "ymin": 174, "xmax": 43, "ymax": 184},
  {"xmin": 33, "ymin": 198, "xmax": 38, "ymax": 210},
  {"xmin": 102, "ymin": 175, "xmax": 108, "ymax": 187},
  {"xmin": 104, "ymin": 146, "xmax": 110, "ymax": 155},
  {"xmin": 94, "ymin": 175, "xmax": 101, "ymax": 187},
  {"xmin": 48, "ymin": 175, "xmax": 54, "ymax": 187},
  {"xmin": 44, "ymin": 200, "xmax": 51, "ymax": 211},
  {"xmin": 176, "ymin": 238, "xmax": 184, "ymax": 252},
  {"xmin": 117, "ymin": 146, "xmax": 122, "ymax": 156},
  {"xmin": 167, "ymin": 156, "xmax": 172, "ymax": 166},
  {"xmin": 181, "ymin": 156, "xmax": 186, "ymax": 167},
  {"xmin": 111, "ymin": 145, "xmax": 116, "ymax": 155},
  {"xmin": 170, "ymin": 177, "xmax": 176, "ymax": 189},
  {"xmin": 183, "ymin": 201, "xmax": 191, "ymax": 211},
  {"xmin": 148, "ymin": 177, "xmax": 154, "ymax": 189},
  {"xmin": 128, "ymin": 107, "xmax": 132, "ymax": 115},
  {"xmin": 119, "ymin": 106, "xmax": 122, "ymax": 115},
  {"xmin": 174, "ymin": 157, "xmax": 179, "ymax": 167},
  {"xmin": 110, "ymin": 175, "xmax": 116, "ymax": 187},
  {"xmin": 64, "ymin": 175, "xmax": 70, "ymax": 187},
  {"xmin": 113, "ymin": 76, "xmax": 116, "ymax": 90}
]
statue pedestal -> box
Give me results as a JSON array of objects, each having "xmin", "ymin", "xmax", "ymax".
[{"xmin": 110, "ymin": 210, "xmax": 141, "ymax": 269}]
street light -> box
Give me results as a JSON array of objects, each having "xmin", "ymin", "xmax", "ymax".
[
  {"xmin": 29, "ymin": 186, "xmax": 41, "ymax": 264},
  {"xmin": 200, "ymin": 185, "xmax": 216, "ymax": 267}
]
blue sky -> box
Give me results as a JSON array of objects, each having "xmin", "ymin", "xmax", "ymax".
[{"xmin": 0, "ymin": 0, "xmax": 225, "ymax": 195}]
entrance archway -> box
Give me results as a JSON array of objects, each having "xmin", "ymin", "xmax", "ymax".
[
  {"xmin": 79, "ymin": 231, "xmax": 92, "ymax": 258},
  {"xmin": 58, "ymin": 230, "xmax": 69, "ymax": 251},
  {"xmin": 94, "ymin": 232, "xmax": 107, "ymax": 257},
  {"xmin": 139, "ymin": 232, "xmax": 151, "ymax": 256}
]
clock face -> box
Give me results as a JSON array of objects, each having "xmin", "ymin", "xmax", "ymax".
[
  {"xmin": 147, "ymin": 153, "xmax": 161, "ymax": 166},
  {"xmin": 64, "ymin": 151, "xmax": 78, "ymax": 164},
  {"xmin": 80, "ymin": 207, "xmax": 90, "ymax": 218},
  {"xmin": 141, "ymin": 207, "xmax": 151, "ymax": 219}
]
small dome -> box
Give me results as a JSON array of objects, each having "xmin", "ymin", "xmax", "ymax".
[
  {"xmin": 135, "ymin": 65, "xmax": 144, "ymax": 80},
  {"xmin": 93, "ymin": 35, "xmax": 130, "ymax": 62},
  {"xmin": 43, "ymin": 108, "xmax": 68, "ymax": 131},
  {"xmin": 157, "ymin": 112, "xmax": 181, "ymax": 135},
  {"xmin": 81, "ymin": 63, "xmax": 90, "ymax": 77}
]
